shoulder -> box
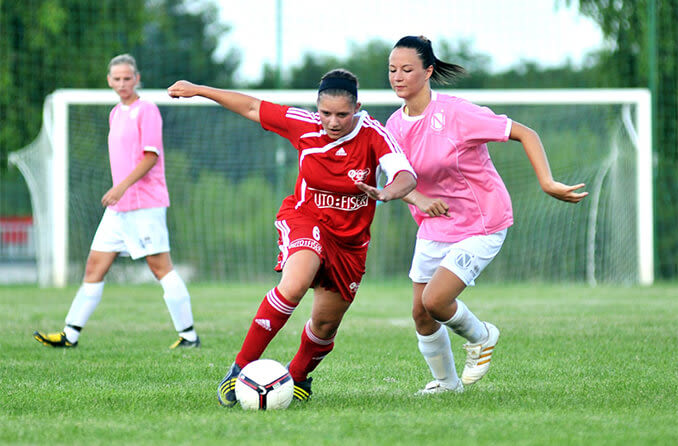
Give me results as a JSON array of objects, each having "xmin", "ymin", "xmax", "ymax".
[
  {"xmin": 360, "ymin": 111, "xmax": 389, "ymax": 136},
  {"xmin": 137, "ymin": 98, "xmax": 160, "ymax": 113},
  {"xmin": 435, "ymin": 92, "xmax": 497, "ymax": 119},
  {"xmin": 386, "ymin": 107, "xmax": 403, "ymax": 127},
  {"xmin": 261, "ymin": 101, "xmax": 320, "ymax": 126},
  {"xmin": 432, "ymin": 91, "xmax": 468, "ymax": 109}
]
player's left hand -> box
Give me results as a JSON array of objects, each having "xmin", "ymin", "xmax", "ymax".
[
  {"xmin": 355, "ymin": 182, "xmax": 392, "ymax": 202},
  {"xmin": 101, "ymin": 184, "xmax": 126, "ymax": 207},
  {"xmin": 543, "ymin": 181, "xmax": 589, "ymax": 203}
]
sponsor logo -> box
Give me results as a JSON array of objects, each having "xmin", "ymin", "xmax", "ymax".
[
  {"xmin": 431, "ymin": 112, "xmax": 444, "ymax": 131},
  {"xmin": 348, "ymin": 168, "xmax": 370, "ymax": 183},
  {"xmin": 313, "ymin": 191, "xmax": 369, "ymax": 211},
  {"xmin": 255, "ymin": 318, "xmax": 271, "ymax": 331},
  {"xmin": 289, "ymin": 238, "xmax": 323, "ymax": 255},
  {"xmin": 336, "ymin": 147, "xmax": 347, "ymax": 156}
]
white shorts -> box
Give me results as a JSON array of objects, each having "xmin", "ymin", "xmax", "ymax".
[
  {"xmin": 90, "ymin": 207, "xmax": 170, "ymax": 259},
  {"xmin": 409, "ymin": 229, "xmax": 507, "ymax": 286}
]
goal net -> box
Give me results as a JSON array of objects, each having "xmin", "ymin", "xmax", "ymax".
[{"xmin": 9, "ymin": 89, "xmax": 652, "ymax": 287}]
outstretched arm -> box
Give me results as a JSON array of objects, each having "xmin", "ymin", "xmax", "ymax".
[
  {"xmin": 167, "ymin": 80, "xmax": 262, "ymax": 123},
  {"xmin": 510, "ymin": 121, "xmax": 588, "ymax": 203},
  {"xmin": 355, "ymin": 171, "xmax": 416, "ymax": 202}
]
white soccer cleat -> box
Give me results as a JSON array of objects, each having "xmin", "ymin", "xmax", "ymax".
[
  {"xmin": 461, "ymin": 322, "xmax": 500, "ymax": 386},
  {"xmin": 416, "ymin": 379, "xmax": 464, "ymax": 395}
]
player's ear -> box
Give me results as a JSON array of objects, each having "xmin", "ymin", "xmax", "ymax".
[
  {"xmin": 355, "ymin": 101, "xmax": 362, "ymax": 113},
  {"xmin": 107, "ymin": 74, "xmax": 113, "ymax": 88}
]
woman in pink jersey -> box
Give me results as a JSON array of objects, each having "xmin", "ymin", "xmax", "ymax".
[
  {"xmin": 385, "ymin": 36, "xmax": 588, "ymax": 394},
  {"xmin": 34, "ymin": 54, "xmax": 200, "ymax": 350},
  {"xmin": 168, "ymin": 69, "xmax": 416, "ymax": 406}
]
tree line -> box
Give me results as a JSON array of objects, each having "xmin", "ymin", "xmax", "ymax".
[{"xmin": 1, "ymin": 0, "xmax": 676, "ymax": 278}]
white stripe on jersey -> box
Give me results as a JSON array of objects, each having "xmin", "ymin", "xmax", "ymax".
[
  {"xmin": 298, "ymin": 111, "xmax": 368, "ymax": 167},
  {"xmin": 363, "ymin": 117, "xmax": 404, "ymax": 155},
  {"xmin": 285, "ymin": 107, "xmax": 320, "ymax": 125},
  {"xmin": 266, "ymin": 288, "xmax": 296, "ymax": 315},
  {"xmin": 300, "ymin": 131, "xmax": 326, "ymax": 139},
  {"xmin": 274, "ymin": 219, "xmax": 291, "ymax": 266},
  {"xmin": 295, "ymin": 178, "xmax": 308, "ymax": 209}
]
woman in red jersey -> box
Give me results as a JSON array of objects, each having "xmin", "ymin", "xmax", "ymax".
[{"xmin": 168, "ymin": 69, "xmax": 417, "ymax": 406}]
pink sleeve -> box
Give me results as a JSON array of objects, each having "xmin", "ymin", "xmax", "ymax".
[
  {"xmin": 139, "ymin": 102, "xmax": 163, "ymax": 154},
  {"xmin": 454, "ymin": 100, "xmax": 510, "ymax": 148}
]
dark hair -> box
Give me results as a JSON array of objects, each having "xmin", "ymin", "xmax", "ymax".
[
  {"xmin": 393, "ymin": 36, "xmax": 465, "ymax": 85},
  {"xmin": 318, "ymin": 69, "xmax": 359, "ymax": 105}
]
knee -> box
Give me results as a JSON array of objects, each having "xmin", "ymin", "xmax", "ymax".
[
  {"xmin": 277, "ymin": 283, "xmax": 309, "ymax": 303},
  {"xmin": 421, "ymin": 289, "xmax": 451, "ymax": 321},
  {"xmin": 309, "ymin": 318, "xmax": 339, "ymax": 340}
]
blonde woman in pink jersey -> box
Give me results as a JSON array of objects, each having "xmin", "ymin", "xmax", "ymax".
[
  {"xmin": 34, "ymin": 54, "xmax": 200, "ymax": 350},
  {"xmin": 385, "ymin": 36, "xmax": 588, "ymax": 394}
]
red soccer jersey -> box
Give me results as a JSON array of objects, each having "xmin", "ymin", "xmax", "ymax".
[{"xmin": 260, "ymin": 100, "xmax": 414, "ymax": 245}]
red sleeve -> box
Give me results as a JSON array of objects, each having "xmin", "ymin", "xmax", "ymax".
[
  {"xmin": 259, "ymin": 101, "xmax": 291, "ymax": 138},
  {"xmin": 260, "ymin": 101, "xmax": 321, "ymax": 150}
]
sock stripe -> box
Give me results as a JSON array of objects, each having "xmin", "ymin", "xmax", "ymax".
[
  {"xmin": 266, "ymin": 288, "xmax": 296, "ymax": 315},
  {"xmin": 304, "ymin": 320, "xmax": 334, "ymax": 345}
]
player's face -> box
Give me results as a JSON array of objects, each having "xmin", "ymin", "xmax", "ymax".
[
  {"xmin": 388, "ymin": 47, "xmax": 433, "ymax": 100},
  {"xmin": 317, "ymin": 94, "xmax": 360, "ymax": 140},
  {"xmin": 107, "ymin": 63, "xmax": 140, "ymax": 104}
]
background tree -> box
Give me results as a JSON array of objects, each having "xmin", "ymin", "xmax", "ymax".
[
  {"xmin": 564, "ymin": 0, "xmax": 678, "ymax": 278},
  {"xmin": 133, "ymin": 0, "xmax": 240, "ymax": 88}
]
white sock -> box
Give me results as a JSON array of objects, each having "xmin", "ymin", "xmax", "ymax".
[
  {"xmin": 416, "ymin": 325, "xmax": 459, "ymax": 385},
  {"xmin": 160, "ymin": 270, "xmax": 196, "ymax": 337},
  {"xmin": 442, "ymin": 299, "xmax": 488, "ymax": 344},
  {"xmin": 64, "ymin": 281, "xmax": 105, "ymax": 342}
]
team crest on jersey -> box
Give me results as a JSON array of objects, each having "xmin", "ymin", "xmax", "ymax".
[
  {"xmin": 349, "ymin": 281, "xmax": 360, "ymax": 294},
  {"xmin": 348, "ymin": 168, "xmax": 370, "ymax": 183},
  {"xmin": 430, "ymin": 111, "xmax": 445, "ymax": 131}
]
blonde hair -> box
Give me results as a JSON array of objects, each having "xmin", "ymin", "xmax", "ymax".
[{"xmin": 108, "ymin": 54, "xmax": 139, "ymax": 75}]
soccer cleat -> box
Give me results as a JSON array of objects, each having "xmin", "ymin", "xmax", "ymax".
[
  {"xmin": 461, "ymin": 322, "xmax": 500, "ymax": 385},
  {"xmin": 33, "ymin": 330, "xmax": 77, "ymax": 348},
  {"xmin": 169, "ymin": 336, "xmax": 201, "ymax": 349},
  {"xmin": 293, "ymin": 377, "xmax": 313, "ymax": 401},
  {"xmin": 217, "ymin": 362, "xmax": 241, "ymax": 407},
  {"xmin": 416, "ymin": 379, "xmax": 464, "ymax": 395}
]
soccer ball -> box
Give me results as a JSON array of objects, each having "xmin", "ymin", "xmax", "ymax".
[{"xmin": 235, "ymin": 359, "xmax": 294, "ymax": 410}]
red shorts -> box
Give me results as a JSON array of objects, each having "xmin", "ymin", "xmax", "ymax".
[{"xmin": 274, "ymin": 212, "xmax": 368, "ymax": 302}]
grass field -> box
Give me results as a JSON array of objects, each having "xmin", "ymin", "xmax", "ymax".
[{"xmin": 1, "ymin": 281, "xmax": 677, "ymax": 445}]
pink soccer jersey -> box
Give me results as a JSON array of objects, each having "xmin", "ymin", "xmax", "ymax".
[
  {"xmin": 107, "ymin": 98, "xmax": 169, "ymax": 212},
  {"xmin": 386, "ymin": 91, "xmax": 513, "ymax": 243},
  {"xmin": 259, "ymin": 100, "xmax": 415, "ymax": 245}
]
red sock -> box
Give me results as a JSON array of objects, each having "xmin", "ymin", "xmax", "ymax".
[
  {"xmin": 235, "ymin": 288, "xmax": 297, "ymax": 367},
  {"xmin": 288, "ymin": 320, "xmax": 335, "ymax": 382}
]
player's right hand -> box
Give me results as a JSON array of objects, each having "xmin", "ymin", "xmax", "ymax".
[{"xmin": 167, "ymin": 80, "xmax": 198, "ymax": 98}]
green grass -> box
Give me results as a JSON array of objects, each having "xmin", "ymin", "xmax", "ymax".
[{"xmin": 1, "ymin": 281, "xmax": 677, "ymax": 445}]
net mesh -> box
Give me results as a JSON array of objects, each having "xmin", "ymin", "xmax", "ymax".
[{"xmin": 11, "ymin": 91, "xmax": 642, "ymax": 285}]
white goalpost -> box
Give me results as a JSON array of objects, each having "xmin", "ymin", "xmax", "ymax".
[{"xmin": 10, "ymin": 88, "xmax": 653, "ymax": 287}]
